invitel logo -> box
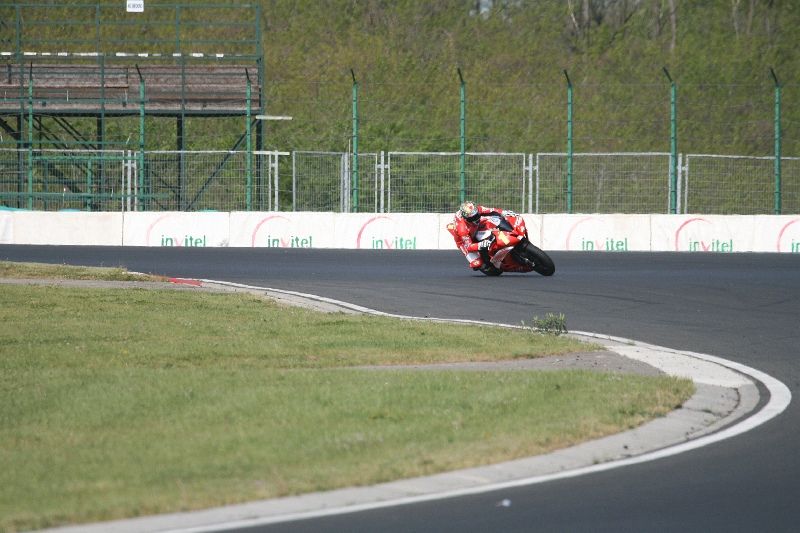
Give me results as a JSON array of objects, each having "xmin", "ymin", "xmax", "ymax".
[
  {"xmin": 674, "ymin": 217, "xmax": 735, "ymax": 252},
  {"xmin": 146, "ymin": 214, "xmax": 208, "ymax": 247},
  {"xmin": 356, "ymin": 216, "xmax": 418, "ymax": 249},
  {"xmin": 250, "ymin": 215, "xmax": 314, "ymax": 248},
  {"xmin": 776, "ymin": 218, "xmax": 800, "ymax": 253},
  {"xmin": 565, "ymin": 216, "xmax": 629, "ymax": 251}
]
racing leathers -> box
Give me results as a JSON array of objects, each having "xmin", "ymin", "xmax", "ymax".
[{"xmin": 450, "ymin": 204, "xmax": 509, "ymax": 270}]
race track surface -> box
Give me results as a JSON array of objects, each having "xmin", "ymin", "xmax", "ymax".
[{"xmin": 2, "ymin": 246, "xmax": 799, "ymax": 532}]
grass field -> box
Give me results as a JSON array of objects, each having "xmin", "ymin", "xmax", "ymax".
[{"xmin": 0, "ymin": 262, "xmax": 694, "ymax": 531}]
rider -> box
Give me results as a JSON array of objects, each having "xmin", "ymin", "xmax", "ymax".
[{"xmin": 450, "ymin": 201, "xmax": 510, "ymax": 270}]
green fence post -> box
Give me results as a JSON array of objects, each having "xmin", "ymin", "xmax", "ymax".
[
  {"xmin": 255, "ymin": 5, "xmax": 265, "ymax": 210},
  {"xmin": 663, "ymin": 67, "xmax": 678, "ymax": 214},
  {"xmin": 351, "ymin": 69, "xmax": 359, "ymax": 212},
  {"xmin": 563, "ymin": 70, "xmax": 573, "ymax": 214},
  {"xmin": 136, "ymin": 65, "xmax": 145, "ymax": 212},
  {"xmin": 26, "ymin": 63, "xmax": 33, "ymax": 210},
  {"xmin": 458, "ymin": 68, "xmax": 466, "ymax": 204},
  {"xmin": 771, "ymin": 68, "xmax": 782, "ymax": 215},
  {"xmin": 86, "ymin": 158, "xmax": 93, "ymax": 212},
  {"xmin": 246, "ymin": 70, "xmax": 252, "ymax": 211}
]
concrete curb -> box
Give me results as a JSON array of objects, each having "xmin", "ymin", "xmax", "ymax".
[{"xmin": 41, "ymin": 278, "xmax": 790, "ymax": 533}]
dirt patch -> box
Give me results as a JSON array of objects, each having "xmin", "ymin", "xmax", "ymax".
[{"xmin": 356, "ymin": 351, "xmax": 664, "ymax": 376}]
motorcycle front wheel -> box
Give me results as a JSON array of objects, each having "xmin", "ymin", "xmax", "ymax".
[{"xmin": 513, "ymin": 241, "xmax": 555, "ymax": 276}]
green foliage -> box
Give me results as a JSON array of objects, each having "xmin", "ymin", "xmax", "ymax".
[
  {"xmin": 531, "ymin": 312, "xmax": 568, "ymax": 336},
  {"xmin": 2, "ymin": 1, "xmax": 797, "ymax": 154},
  {"xmin": 257, "ymin": 0, "xmax": 799, "ymax": 155}
]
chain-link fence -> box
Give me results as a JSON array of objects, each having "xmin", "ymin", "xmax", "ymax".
[
  {"xmin": 2, "ymin": 148, "xmax": 799, "ymax": 214},
  {"xmin": 147, "ymin": 151, "xmax": 248, "ymax": 211},
  {"xmin": 291, "ymin": 151, "xmax": 379, "ymax": 212},
  {"xmin": 535, "ymin": 152, "xmax": 673, "ymax": 214},
  {"xmin": 386, "ymin": 152, "xmax": 527, "ymax": 213},
  {"xmin": 0, "ymin": 148, "xmax": 132, "ymax": 211},
  {"xmin": 682, "ymin": 154, "xmax": 800, "ymax": 214}
]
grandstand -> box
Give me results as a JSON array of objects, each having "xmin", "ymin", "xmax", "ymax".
[{"xmin": 0, "ymin": 2, "xmax": 264, "ymax": 210}]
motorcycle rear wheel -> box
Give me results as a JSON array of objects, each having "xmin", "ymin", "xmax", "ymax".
[{"xmin": 513, "ymin": 241, "xmax": 555, "ymax": 276}]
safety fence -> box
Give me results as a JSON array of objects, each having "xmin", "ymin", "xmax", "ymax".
[{"xmin": 1, "ymin": 148, "xmax": 798, "ymax": 214}]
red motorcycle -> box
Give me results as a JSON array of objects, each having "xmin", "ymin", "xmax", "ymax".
[{"xmin": 448, "ymin": 212, "xmax": 555, "ymax": 277}]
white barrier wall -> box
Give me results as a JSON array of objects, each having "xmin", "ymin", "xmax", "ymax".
[
  {"xmin": 0, "ymin": 211, "xmax": 123, "ymax": 246},
  {"xmin": 2, "ymin": 210, "xmax": 800, "ymax": 253}
]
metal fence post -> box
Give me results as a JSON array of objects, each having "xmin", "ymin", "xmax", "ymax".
[
  {"xmin": 771, "ymin": 68, "xmax": 782, "ymax": 215},
  {"xmin": 677, "ymin": 152, "xmax": 683, "ymax": 213},
  {"xmin": 663, "ymin": 67, "xmax": 678, "ymax": 214},
  {"xmin": 136, "ymin": 65, "xmax": 145, "ymax": 211},
  {"xmin": 380, "ymin": 150, "xmax": 385, "ymax": 213},
  {"xmin": 26, "ymin": 63, "xmax": 33, "ymax": 210},
  {"xmin": 292, "ymin": 150, "xmax": 297, "ymax": 212},
  {"xmin": 351, "ymin": 69, "xmax": 359, "ymax": 212},
  {"xmin": 458, "ymin": 68, "xmax": 466, "ymax": 204},
  {"xmin": 246, "ymin": 70, "xmax": 252, "ymax": 211},
  {"xmin": 535, "ymin": 153, "xmax": 541, "ymax": 214},
  {"xmin": 563, "ymin": 70, "xmax": 573, "ymax": 214}
]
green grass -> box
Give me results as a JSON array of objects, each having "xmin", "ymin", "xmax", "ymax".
[
  {"xmin": 0, "ymin": 266, "xmax": 694, "ymax": 531},
  {"xmin": 0, "ymin": 261, "xmax": 166, "ymax": 282}
]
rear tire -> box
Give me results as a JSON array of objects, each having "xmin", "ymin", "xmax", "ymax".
[{"xmin": 514, "ymin": 241, "xmax": 555, "ymax": 276}]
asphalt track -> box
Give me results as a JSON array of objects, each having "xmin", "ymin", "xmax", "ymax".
[{"xmin": 2, "ymin": 246, "xmax": 799, "ymax": 532}]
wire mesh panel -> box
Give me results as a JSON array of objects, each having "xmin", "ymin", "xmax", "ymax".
[
  {"xmin": 387, "ymin": 152, "xmax": 526, "ymax": 213},
  {"xmin": 353, "ymin": 153, "xmax": 380, "ymax": 213},
  {"xmin": 147, "ymin": 151, "xmax": 248, "ymax": 211},
  {"xmin": 465, "ymin": 153, "xmax": 527, "ymax": 212},
  {"xmin": 388, "ymin": 153, "xmax": 459, "ymax": 213},
  {"xmin": 0, "ymin": 149, "xmax": 27, "ymax": 209},
  {"xmin": 255, "ymin": 151, "xmax": 290, "ymax": 212},
  {"xmin": 0, "ymin": 148, "xmax": 128, "ymax": 211},
  {"xmin": 536, "ymin": 153, "xmax": 671, "ymax": 213},
  {"xmin": 291, "ymin": 151, "xmax": 378, "ymax": 212},
  {"xmin": 292, "ymin": 151, "xmax": 346, "ymax": 212},
  {"xmin": 683, "ymin": 154, "xmax": 800, "ymax": 214},
  {"xmin": 781, "ymin": 158, "xmax": 800, "ymax": 214}
]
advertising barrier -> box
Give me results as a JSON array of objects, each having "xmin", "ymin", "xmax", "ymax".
[
  {"xmin": 652, "ymin": 215, "xmax": 751, "ymax": 253},
  {"xmin": 230, "ymin": 212, "xmax": 335, "ymax": 248},
  {"xmin": 340, "ymin": 213, "xmax": 440, "ymax": 250},
  {"xmin": 0, "ymin": 210, "xmax": 799, "ymax": 253},
  {"xmin": 543, "ymin": 214, "xmax": 651, "ymax": 252},
  {"xmin": 122, "ymin": 212, "xmax": 230, "ymax": 247},
  {"xmin": 755, "ymin": 215, "xmax": 800, "ymax": 253}
]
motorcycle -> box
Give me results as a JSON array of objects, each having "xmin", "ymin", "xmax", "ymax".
[{"xmin": 448, "ymin": 212, "xmax": 555, "ymax": 277}]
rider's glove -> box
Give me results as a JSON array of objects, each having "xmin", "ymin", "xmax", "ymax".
[{"xmin": 478, "ymin": 235, "xmax": 495, "ymax": 250}]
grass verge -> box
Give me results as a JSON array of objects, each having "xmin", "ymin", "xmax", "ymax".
[
  {"xmin": 0, "ymin": 264, "xmax": 694, "ymax": 531},
  {"xmin": 0, "ymin": 260, "xmax": 166, "ymax": 282}
]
